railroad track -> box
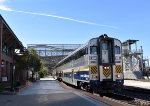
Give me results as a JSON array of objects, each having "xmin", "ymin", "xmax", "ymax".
[
  {"xmin": 122, "ymin": 88, "xmax": 150, "ymax": 101},
  {"xmin": 103, "ymin": 92, "xmax": 150, "ymax": 106},
  {"xmin": 59, "ymin": 81, "xmax": 150, "ymax": 106}
]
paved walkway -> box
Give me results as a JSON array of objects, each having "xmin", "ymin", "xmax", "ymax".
[
  {"xmin": 0, "ymin": 76, "xmax": 109, "ymax": 106},
  {"xmin": 124, "ymin": 80, "xmax": 150, "ymax": 90},
  {"xmin": 18, "ymin": 78, "xmax": 69, "ymax": 95}
]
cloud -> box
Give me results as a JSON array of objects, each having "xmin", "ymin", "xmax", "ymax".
[
  {"xmin": 0, "ymin": 0, "xmax": 6, "ymax": 3},
  {"xmin": 0, "ymin": 5, "xmax": 13, "ymax": 11},
  {"xmin": 0, "ymin": 6, "xmax": 118, "ymax": 29}
]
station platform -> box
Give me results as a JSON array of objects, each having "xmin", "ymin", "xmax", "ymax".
[{"xmin": 124, "ymin": 80, "xmax": 150, "ymax": 90}]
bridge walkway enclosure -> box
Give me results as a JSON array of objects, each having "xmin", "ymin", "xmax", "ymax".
[{"xmin": 27, "ymin": 44, "xmax": 82, "ymax": 74}]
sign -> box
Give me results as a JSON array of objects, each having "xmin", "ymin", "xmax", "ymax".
[
  {"xmin": 1, "ymin": 64, "xmax": 4, "ymax": 67},
  {"xmin": 2, "ymin": 77, "xmax": 7, "ymax": 81}
]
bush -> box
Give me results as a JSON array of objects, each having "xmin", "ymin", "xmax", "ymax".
[
  {"xmin": 38, "ymin": 67, "xmax": 48, "ymax": 78},
  {"xmin": 0, "ymin": 85, "xmax": 4, "ymax": 92},
  {"xmin": 39, "ymin": 71, "xmax": 44, "ymax": 78},
  {"xmin": 14, "ymin": 81, "xmax": 21, "ymax": 87}
]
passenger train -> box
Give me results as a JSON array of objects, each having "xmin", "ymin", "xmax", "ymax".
[{"xmin": 54, "ymin": 34, "xmax": 124, "ymax": 94}]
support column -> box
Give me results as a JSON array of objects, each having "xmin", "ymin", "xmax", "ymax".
[{"xmin": 140, "ymin": 46, "xmax": 144, "ymax": 72}]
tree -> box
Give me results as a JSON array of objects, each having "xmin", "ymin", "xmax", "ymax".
[
  {"xmin": 29, "ymin": 49, "xmax": 42, "ymax": 71},
  {"xmin": 15, "ymin": 48, "xmax": 42, "ymax": 82},
  {"xmin": 15, "ymin": 50, "xmax": 29, "ymax": 71}
]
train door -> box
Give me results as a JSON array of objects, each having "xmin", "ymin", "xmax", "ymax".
[
  {"xmin": 101, "ymin": 42, "xmax": 109, "ymax": 63},
  {"xmin": 99, "ymin": 40, "xmax": 114, "ymax": 81}
]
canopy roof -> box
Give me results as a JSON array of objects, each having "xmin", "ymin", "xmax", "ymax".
[{"xmin": 0, "ymin": 15, "xmax": 24, "ymax": 49}]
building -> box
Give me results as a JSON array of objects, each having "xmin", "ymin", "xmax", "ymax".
[{"xmin": 0, "ymin": 15, "xmax": 24, "ymax": 87}]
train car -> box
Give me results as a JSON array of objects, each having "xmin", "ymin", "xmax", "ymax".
[{"xmin": 54, "ymin": 34, "xmax": 124, "ymax": 94}]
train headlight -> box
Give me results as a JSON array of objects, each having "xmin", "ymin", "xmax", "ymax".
[
  {"xmin": 116, "ymin": 74, "xmax": 121, "ymax": 78},
  {"xmin": 107, "ymin": 67, "xmax": 109, "ymax": 69},
  {"xmin": 104, "ymin": 66, "xmax": 107, "ymax": 69},
  {"xmin": 104, "ymin": 66, "xmax": 109, "ymax": 69}
]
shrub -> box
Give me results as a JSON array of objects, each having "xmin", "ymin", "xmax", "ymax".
[
  {"xmin": 0, "ymin": 85, "xmax": 4, "ymax": 92},
  {"xmin": 38, "ymin": 67, "xmax": 48, "ymax": 78}
]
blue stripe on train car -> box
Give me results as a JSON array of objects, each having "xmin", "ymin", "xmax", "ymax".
[
  {"xmin": 115, "ymin": 79, "xmax": 124, "ymax": 85},
  {"xmin": 74, "ymin": 71, "xmax": 89, "ymax": 81}
]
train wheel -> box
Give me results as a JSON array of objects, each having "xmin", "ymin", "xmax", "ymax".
[
  {"xmin": 85, "ymin": 85, "xmax": 89, "ymax": 91},
  {"xmin": 79, "ymin": 82, "xmax": 84, "ymax": 90}
]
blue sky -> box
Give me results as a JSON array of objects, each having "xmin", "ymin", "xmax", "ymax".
[{"xmin": 0, "ymin": 0, "xmax": 150, "ymax": 59}]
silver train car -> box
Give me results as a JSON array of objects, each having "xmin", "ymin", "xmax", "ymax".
[{"xmin": 54, "ymin": 34, "xmax": 124, "ymax": 93}]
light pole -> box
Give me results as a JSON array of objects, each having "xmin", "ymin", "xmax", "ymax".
[
  {"xmin": 140, "ymin": 46, "xmax": 144, "ymax": 76},
  {"xmin": 10, "ymin": 65, "xmax": 15, "ymax": 92}
]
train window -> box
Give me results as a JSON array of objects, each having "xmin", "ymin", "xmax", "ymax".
[
  {"xmin": 77, "ymin": 50, "xmax": 82, "ymax": 58},
  {"xmin": 90, "ymin": 46, "xmax": 97, "ymax": 54},
  {"xmin": 64, "ymin": 73, "xmax": 67, "ymax": 77},
  {"xmin": 115, "ymin": 45, "xmax": 120, "ymax": 54},
  {"xmin": 82, "ymin": 48, "xmax": 86, "ymax": 55},
  {"xmin": 102, "ymin": 42, "xmax": 108, "ymax": 50},
  {"xmin": 80, "ymin": 49, "xmax": 85, "ymax": 56}
]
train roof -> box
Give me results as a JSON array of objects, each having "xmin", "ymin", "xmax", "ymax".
[
  {"xmin": 55, "ymin": 34, "xmax": 120, "ymax": 67},
  {"xmin": 55, "ymin": 41, "xmax": 89, "ymax": 67}
]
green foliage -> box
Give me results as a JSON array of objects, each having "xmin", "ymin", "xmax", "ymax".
[
  {"xmin": 0, "ymin": 85, "xmax": 4, "ymax": 92},
  {"xmin": 14, "ymin": 81, "xmax": 21, "ymax": 87},
  {"xmin": 16, "ymin": 52, "xmax": 28, "ymax": 70},
  {"xmin": 39, "ymin": 67, "xmax": 48, "ymax": 78},
  {"xmin": 15, "ymin": 48, "xmax": 42, "ymax": 72}
]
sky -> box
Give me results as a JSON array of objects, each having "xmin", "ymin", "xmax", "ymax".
[{"xmin": 0, "ymin": 0, "xmax": 150, "ymax": 59}]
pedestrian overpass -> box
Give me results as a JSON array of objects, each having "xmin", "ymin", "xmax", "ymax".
[{"xmin": 27, "ymin": 44, "xmax": 82, "ymax": 74}]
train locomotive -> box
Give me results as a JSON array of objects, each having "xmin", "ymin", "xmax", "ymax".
[{"xmin": 54, "ymin": 34, "xmax": 124, "ymax": 94}]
